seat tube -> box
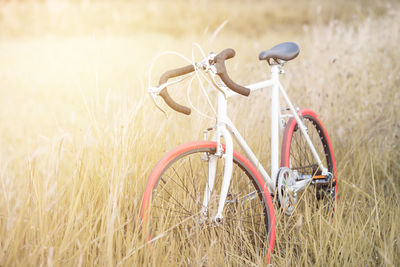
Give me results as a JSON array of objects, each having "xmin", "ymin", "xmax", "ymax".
[{"xmin": 270, "ymin": 65, "xmax": 280, "ymax": 187}]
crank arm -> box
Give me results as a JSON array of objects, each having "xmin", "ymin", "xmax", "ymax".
[{"xmin": 290, "ymin": 178, "xmax": 312, "ymax": 193}]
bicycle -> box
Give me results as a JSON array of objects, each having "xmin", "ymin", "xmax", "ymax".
[{"xmin": 141, "ymin": 42, "xmax": 337, "ymax": 263}]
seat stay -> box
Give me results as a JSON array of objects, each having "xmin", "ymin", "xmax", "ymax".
[{"xmin": 277, "ymin": 81, "xmax": 329, "ymax": 175}]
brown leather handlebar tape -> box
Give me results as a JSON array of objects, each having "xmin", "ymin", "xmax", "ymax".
[
  {"xmin": 158, "ymin": 64, "xmax": 195, "ymax": 115},
  {"xmin": 214, "ymin": 48, "xmax": 250, "ymax": 97}
]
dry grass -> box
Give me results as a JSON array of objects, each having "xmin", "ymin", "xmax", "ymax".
[{"xmin": 0, "ymin": 0, "xmax": 399, "ymax": 266}]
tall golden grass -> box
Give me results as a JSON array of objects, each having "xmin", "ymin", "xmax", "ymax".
[{"xmin": 0, "ymin": 0, "xmax": 399, "ymax": 266}]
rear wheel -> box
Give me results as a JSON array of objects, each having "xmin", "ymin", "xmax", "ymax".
[
  {"xmin": 281, "ymin": 109, "xmax": 337, "ymax": 213},
  {"xmin": 141, "ymin": 141, "xmax": 275, "ymax": 264}
]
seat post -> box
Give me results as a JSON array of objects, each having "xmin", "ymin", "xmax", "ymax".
[{"xmin": 270, "ymin": 64, "xmax": 281, "ymax": 186}]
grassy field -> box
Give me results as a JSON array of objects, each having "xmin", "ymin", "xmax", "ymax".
[{"xmin": 0, "ymin": 0, "xmax": 399, "ymax": 266}]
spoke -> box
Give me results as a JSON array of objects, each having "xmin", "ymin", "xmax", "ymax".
[
  {"xmin": 153, "ymin": 195, "xmax": 195, "ymax": 216},
  {"xmin": 151, "ymin": 205, "xmax": 193, "ymax": 217},
  {"xmin": 156, "ymin": 181, "xmax": 194, "ymax": 215},
  {"xmin": 187, "ymin": 156, "xmax": 200, "ymax": 199},
  {"xmin": 292, "ymin": 163, "xmax": 318, "ymax": 170},
  {"xmin": 167, "ymin": 166, "xmax": 199, "ymax": 204},
  {"xmin": 165, "ymin": 171, "xmax": 193, "ymax": 198},
  {"xmin": 291, "ymin": 134, "xmax": 304, "ymax": 168}
]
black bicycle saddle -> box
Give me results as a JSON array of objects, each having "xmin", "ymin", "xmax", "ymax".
[{"xmin": 259, "ymin": 42, "xmax": 300, "ymax": 63}]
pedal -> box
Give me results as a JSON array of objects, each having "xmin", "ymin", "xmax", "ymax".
[{"xmin": 311, "ymin": 173, "xmax": 332, "ymax": 185}]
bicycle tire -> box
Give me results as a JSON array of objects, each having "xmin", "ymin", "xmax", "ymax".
[
  {"xmin": 281, "ymin": 109, "xmax": 337, "ymax": 210},
  {"xmin": 141, "ymin": 141, "xmax": 275, "ymax": 263}
]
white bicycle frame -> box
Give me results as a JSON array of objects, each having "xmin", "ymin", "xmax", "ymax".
[{"xmin": 201, "ymin": 63, "xmax": 329, "ymax": 222}]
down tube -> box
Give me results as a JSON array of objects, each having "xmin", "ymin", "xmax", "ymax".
[{"xmin": 225, "ymin": 118, "xmax": 274, "ymax": 192}]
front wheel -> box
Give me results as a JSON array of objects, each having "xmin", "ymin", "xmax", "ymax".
[
  {"xmin": 281, "ymin": 109, "xmax": 337, "ymax": 212},
  {"xmin": 141, "ymin": 141, "xmax": 275, "ymax": 264}
]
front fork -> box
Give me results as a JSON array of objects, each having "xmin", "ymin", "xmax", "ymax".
[
  {"xmin": 201, "ymin": 87, "xmax": 234, "ymax": 224},
  {"xmin": 201, "ymin": 124, "xmax": 233, "ymax": 223}
]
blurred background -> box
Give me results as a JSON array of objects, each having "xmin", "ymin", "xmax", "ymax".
[
  {"xmin": 0, "ymin": 0, "xmax": 396, "ymax": 161},
  {"xmin": 0, "ymin": 0, "xmax": 399, "ymax": 266}
]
